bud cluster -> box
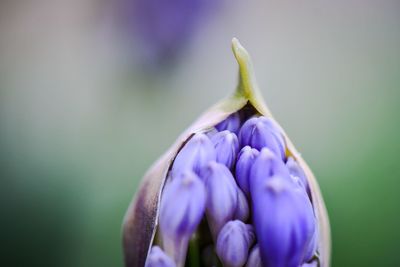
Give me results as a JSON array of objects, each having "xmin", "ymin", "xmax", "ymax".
[{"xmin": 145, "ymin": 112, "xmax": 319, "ymax": 267}]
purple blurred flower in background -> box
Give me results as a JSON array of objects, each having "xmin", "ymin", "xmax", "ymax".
[{"xmin": 120, "ymin": 0, "xmax": 222, "ymax": 68}]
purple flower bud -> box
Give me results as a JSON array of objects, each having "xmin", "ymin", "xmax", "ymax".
[
  {"xmin": 250, "ymin": 148, "xmax": 291, "ymax": 184},
  {"xmin": 235, "ymin": 146, "xmax": 259, "ymax": 196},
  {"xmin": 215, "ymin": 113, "xmax": 241, "ymax": 134},
  {"xmin": 171, "ymin": 133, "xmax": 216, "ymax": 177},
  {"xmin": 160, "ymin": 171, "xmax": 206, "ymax": 266},
  {"xmin": 301, "ymin": 261, "xmax": 318, "ymax": 267},
  {"xmin": 286, "ymin": 156, "xmax": 311, "ymax": 197},
  {"xmin": 210, "ymin": 130, "xmax": 239, "ymax": 169},
  {"xmin": 250, "ymin": 176, "xmax": 316, "ymax": 267},
  {"xmin": 216, "ymin": 220, "xmax": 255, "ymax": 267},
  {"xmin": 200, "ymin": 161, "xmax": 238, "ymax": 238},
  {"xmin": 245, "ymin": 244, "xmax": 262, "ymax": 267},
  {"xmin": 238, "ymin": 116, "xmax": 286, "ymax": 160},
  {"xmin": 234, "ymin": 188, "xmax": 249, "ymax": 222},
  {"xmin": 145, "ymin": 246, "xmax": 176, "ymax": 267}
]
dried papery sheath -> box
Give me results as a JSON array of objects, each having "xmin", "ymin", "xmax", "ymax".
[{"xmin": 122, "ymin": 38, "xmax": 330, "ymax": 267}]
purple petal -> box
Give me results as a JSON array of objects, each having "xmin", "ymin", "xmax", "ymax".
[
  {"xmin": 200, "ymin": 161, "xmax": 238, "ymax": 238},
  {"xmin": 145, "ymin": 246, "xmax": 176, "ymax": 267},
  {"xmin": 286, "ymin": 156, "xmax": 311, "ymax": 198},
  {"xmin": 234, "ymin": 188, "xmax": 250, "ymax": 222},
  {"xmin": 250, "ymin": 148, "xmax": 291, "ymax": 185},
  {"xmin": 171, "ymin": 133, "xmax": 216, "ymax": 176},
  {"xmin": 235, "ymin": 146, "xmax": 259, "ymax": 196},
  {"xmin": 238, "ymin": 116, "xmax": 286, "ymax": 160},
  {"xmin": 159, "ymin": 171, "xmax": 206, "ymax": 265},
  {"xmin": 250, "ymin": 175, "xmax": 316, "ymax": 267},
  {"xmin": 216, "ymin": 220, "xmax": 255, "ymax": 267},
  {"xmin": 215, "ymin": 112, "xmax": 241, "ymax": 134},
  {"xmin": 245, "ymin": 244, "xmax": 262, "ymax": 267},
  {"xmin": 210, "ymin": 130, "xmax": 239, "ymax": 169}
]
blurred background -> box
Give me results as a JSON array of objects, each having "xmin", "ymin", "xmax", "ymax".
[{"xmin": 1, "ymin": 0, "xmax": 399, "ymax": 266}]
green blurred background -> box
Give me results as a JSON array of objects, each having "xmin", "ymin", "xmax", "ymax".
[{"xmin": 1, "ymin": 0, "xmax": 399, "ymax": 266}]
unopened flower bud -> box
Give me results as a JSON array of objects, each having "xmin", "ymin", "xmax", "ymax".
[
  {"xmin": 302, "ymin": 261, "xmax": 318, "ymax": 267},
  {"xmin": 250, "ymin": 148, "xmax": 290, "ymax": 184},
  {"xmin": 216, "ymin": 220, "xmax": 255, "ymax": 267},
  {"xmin": 215, "ymin": 112, "xmax": 241, "ymax": 134},
  {"xmin": 235, "ymin": 146, "xmax": 259, "ymax": 196},
  {"xmin": 286, "ymin": 156, "xmax": 311, "ymax": 197},
  {"xmin": 159, "ymin": 171, "xmax": 206, "ymax": 266},
  {"xmin": 210, "ymin": 130, "xmax": 239, "ymax": 169},
  {"xmin": 250, "ymin": 176, "xmax": 316, "ymax": 267},
  {"xmin": 145, "ymin": 246, "xmax": 176, "ymax": 267},
  {"xmin": 238, "ymin": 116, "xmax": 286, "ymax": 160},
  {"xmin": 245, "ymin": 244, "xmax": 262, "ymax": 267},
  {"xmin": 200, "ymin": 161, "xmax": 238, "ymax": 238},
  {"xmin": 234, "ymin": 188, "xmax": 249, "ymax": 222},
  {"xmin": 171, "ymin": 133, "xmax": 216, "ymax": 176}
]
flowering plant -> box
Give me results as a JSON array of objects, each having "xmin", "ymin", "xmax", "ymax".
[{"xmin": 123, "ymin": 39, "xmax": 330, "ymax": 267}]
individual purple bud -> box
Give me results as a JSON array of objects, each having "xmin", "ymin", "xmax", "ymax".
[
  {"xmin": 235, "ymin": 146, "xmax": 259, "ymax": 196},
  {"xmin": 286, "ymin": 156, "xmax": 311, "ymax": 198},
  {"xmin": 304, "ymin": 223, "xmax": 319, "ymax": 262},
  {"xmin": 159, "ymin": 171, "xmax": 206, "ymax": 266},
  {"xmin": 301, "ymin": 261, "xmax": 318, "ymax": 267},
  {"xmin": 145, "ymin": 246, "xmax": 176, "ymax": 267},
  {"xmin": 216, "ymin": 220, "xmax": 255, "ymax": 267},
  {"xmin": 171, "ymin": 133, "xmax": 216, "ymax": 176},
  {"xmin": 238, "ymin": 116, "xmax": 286, "ymax": 160},
  {"xmin": 210, "ymin": 130, "xmax": 239, "ymax": 169},
  {"xmin": 250, "ymin": 176, "xmax": 316, "ymax": 267},
  {"xmin": 200, "ymin": 161, "xmax": 238, "ymax": 238},
  {"xmin": 245, "ymin": 244, "xmax": 262, "ymax": 267},
  {"xmin": 234, "ymin": 188, "xmax": 249, "ymax": 222},
  {"xmin": 215, "ymin": 112, "xmax": 241, "ymax": 134},
  {"xmin": 250, "ymin": 148, "xmax": 291, "ymax": 184}
]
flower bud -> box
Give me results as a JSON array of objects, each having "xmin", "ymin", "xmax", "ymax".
[
  {"xmin": 171, "ymin": 133, "xmax": 216, "ymax": 177},
  {"xmin": 286, "ymin": 156, "xmax": 311, "ymax": 197},
  {"xmin": 210, "ymin": 130, "xmax": 239, "ymax": 169},
  {"xmin": 250, "ymin": 148, "xmax": 290, "ymax": 184},
  {"xmin": 159, "ymin": 171, "xmax": 206, "ymax": 266},
  {"xmin": 250, "ymin": 175, "xmax": 316, "ymax": 267},
  {"xmin": 145, "ymin": 246, "xmax": 176, "ymax": 267},
  {"xmin": 215, "ymin": 112, "xmax": 241, "ymax": 134},
  {"xmin": 216, "ymin": 220, "xmax": 255, "ymax": 267},
  {"xmin": 200, "ymin": 161, "xmax": 238, "ymax": 238},
  {"xmin": 235, "ymin": 146, "xmax": 259, "ymax": 196},
  {"xmin": 234, "ymin": 188, "xmax": 249, "ymax": 222},
  {"xmin": 238, "ymin": 116, "xmax": 286, "ymax": 160},
  {"xmin": 245, "ymin": 244, "xmax": 262, "ymax": 267},
  {"xmin": 302, "ymin": 261, "xmax": 318, "ymax": 267}
]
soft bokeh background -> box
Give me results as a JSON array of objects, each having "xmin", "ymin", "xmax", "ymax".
[{"xmin": 1, "ymin": 0, "xmax": 399, "ymax": 266}]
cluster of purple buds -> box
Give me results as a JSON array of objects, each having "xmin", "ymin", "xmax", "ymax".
[{"xmin": 145, "ymin": 113, "xmax": 319, "ymax": 267}]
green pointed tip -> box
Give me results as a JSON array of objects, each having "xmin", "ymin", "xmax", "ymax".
[{"xmin": 231, "ymin": 38, "xmax": 269, "ymax": 115}]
